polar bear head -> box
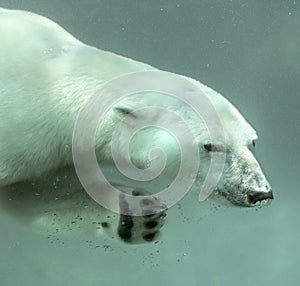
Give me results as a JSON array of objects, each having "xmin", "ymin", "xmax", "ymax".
[{"xmin": 88, "ymin": 74, "xmax": 273, "ymax": 210}]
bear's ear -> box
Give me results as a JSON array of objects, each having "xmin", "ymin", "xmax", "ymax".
[{"xmin": 113, "ymin": 104, "xmax": 137, "ymax": 120}]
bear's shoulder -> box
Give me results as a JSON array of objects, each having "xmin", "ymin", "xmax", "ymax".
[{"xmin": 0, "ymin": 8, "xmax": 81, "ymax": 46}]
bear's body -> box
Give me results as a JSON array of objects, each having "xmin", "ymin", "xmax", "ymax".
[
  {"xmin": 0, "ymin": 8, "xmax": 273, "ymax": 243},
  {"xmin": 0, "ymin": 8, "xmax": 155, "ymax": 186}
]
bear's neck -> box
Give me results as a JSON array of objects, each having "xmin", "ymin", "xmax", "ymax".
[{"xmin": 49, "ymin": 46, "xmax": 155, "ymax": 166}]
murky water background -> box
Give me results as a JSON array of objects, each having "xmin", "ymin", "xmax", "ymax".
[{"xmin": 0, "ymin": 1, "xmax": 299, "ymax": 285}]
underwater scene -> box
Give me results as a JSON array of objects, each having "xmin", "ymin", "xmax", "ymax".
[{"xmin": 0, "ymin": 1, "xmax": 299, "ymax": 286}]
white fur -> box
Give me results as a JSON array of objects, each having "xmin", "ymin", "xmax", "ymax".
[{"xmin": 0, "ymin": 8, "xmax": 271, "ymax": 242}]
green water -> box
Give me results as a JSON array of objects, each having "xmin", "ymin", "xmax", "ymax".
[{"xmin": 0, "ymin": 1, "xmax": 299, "ymax": 285}]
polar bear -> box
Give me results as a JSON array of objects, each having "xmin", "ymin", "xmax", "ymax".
[{"xmin": 0, "ymin": 8, "xmax": 273, "ymax": 243}]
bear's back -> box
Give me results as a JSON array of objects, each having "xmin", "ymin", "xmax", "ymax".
[{"xmin": 0, "ymin": 8, "xmax": 82, "ymax": 58}]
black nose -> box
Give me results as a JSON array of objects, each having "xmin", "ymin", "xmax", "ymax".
[{"xmin": 248, "ymin": 190, "xmax": 274, "ymax": 205}]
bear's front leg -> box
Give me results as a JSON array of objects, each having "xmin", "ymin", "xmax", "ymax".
[{"xmin": 117, "ymin": 189, "xmax": 167, "ymax": 244}]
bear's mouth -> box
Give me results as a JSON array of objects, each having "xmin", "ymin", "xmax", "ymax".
[{"xmin": 247, "ymin": 190, "xmax": 274, "ymax": 206}]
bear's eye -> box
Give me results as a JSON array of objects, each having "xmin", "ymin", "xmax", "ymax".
[
  {"xmin": 252, "ymin": 140, "xmax": 256, "ymax": 148},
  {"xmin": 204, "ymin": 143, "xmax": 218, "ymax": 152}
]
